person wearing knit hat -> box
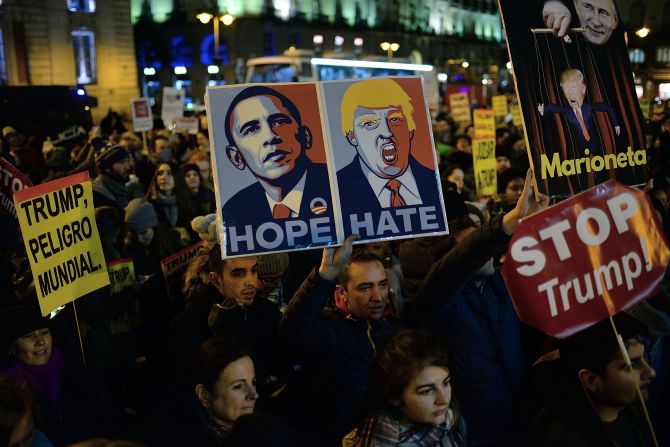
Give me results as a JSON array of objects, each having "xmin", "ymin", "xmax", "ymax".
[
  {"xmin": 0, "ymin": 303, "xmax": 50, "ymax": 357},
  {"xmin": 92, "ymin": 144, "xmax": 133, "ymax": 210},
  {"xmin": 125, "ymin": 198, "xmax": 159, "ymax": 246},
  {"xmin": 182, "ymin": 161, "xmax": 217, "ymax": 214}
]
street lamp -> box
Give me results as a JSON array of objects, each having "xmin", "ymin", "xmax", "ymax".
[
  {"xmin": 197, "ymin": 10, "xmax": 235, "ymax": 64},
  {"xmin": 380, "ymin": 42, "xmax": 399, "ymax": 61},
  {"xmin": 635, "ymin": 27, "xmax": 650, "ymax": 38}
]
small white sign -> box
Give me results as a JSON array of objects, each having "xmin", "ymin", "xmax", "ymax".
[
  {"xmin": 174, "ymin": 116, "xmax": 199, "ymax": 134},
  {"xmin": 130, "ymin": 98, "xmax": 153, "ymax": 132},
  {"xmin": 161, "ymin": 87, "xmax": 185, "ymax": 129}
]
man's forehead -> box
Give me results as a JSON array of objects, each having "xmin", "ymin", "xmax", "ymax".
[
  {"xmin": 224, "ymin": 256, "xmax": 258, "ymax": 271},
  {"xmin": 347, "ymin": 260, "xmax": 386, "ymax": 281},
  {"xmin": 353, "ymin": 105, "xmax": 404, "ymax": 118},
  {"xmin": 577, "ymin": 0, "xmax": 616, "ymax": 13},
  {"xmin": 233, "ymin": 95, "xmax": 288, "ymax": 123}
]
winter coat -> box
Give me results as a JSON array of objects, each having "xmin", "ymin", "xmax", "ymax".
[
  {"xmin": 280, "ymin": 269, "xmax": 403, "ymax": 445},
  {"xmin": 411, "ymin": 214, "xmax": 528, "ymax": 446}
]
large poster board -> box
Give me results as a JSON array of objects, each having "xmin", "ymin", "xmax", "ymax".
[
  {"xmin": 206, "ymin": 79, "xmax": 449, "ymax": 258},
  {"xmin": 498, "ymin": 0, "xmax": 647, "ymax": 197},
  {"xmin": 320, "ymin": 77, "xmax": 448, "ymax": 244}
]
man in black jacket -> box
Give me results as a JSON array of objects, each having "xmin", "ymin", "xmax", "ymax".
[{"xmin": 280, "ymin": 236, "xmax": 403, "ymax": 445}]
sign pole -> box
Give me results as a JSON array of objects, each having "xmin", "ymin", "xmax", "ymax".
[
  {"xmin": 72, "ymin": 302, "xmax": 87, "ymax": 365},
  {"xmin": 142, "ymin": 131, "xmax": 147, "ymax": 153},
  {"xmin": 607, "ymin": 316, "xmax": 658, "ymax": 447}
]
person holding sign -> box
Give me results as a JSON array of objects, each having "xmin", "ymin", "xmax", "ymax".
[
  {"xmin": 280, "ymin": 236, "xmax": 403, "ymax": 445},
  {"xmin": 222, "ymin": 86, "xmax": 333, "ymax": 227},
  {"xmin": 337, "ymin": 78, "xmax": 442, "ymax": 216},
  {"xmin": 534, "ymin": 313, "xmax": 656, "ymax": 446},
  {"xmin": 412, "ymin": 170, "xmax": 548, "ymax": 446}
]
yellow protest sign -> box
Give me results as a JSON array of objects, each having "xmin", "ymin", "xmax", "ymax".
[
  {"xmin": 472, "ymin": 137, "xmax": 497, "ymax": 197},
  {"xmin": 108, "ymin": 258, "xmax": 135, "ymax": 295},
  {"xmin": 474, "ymin": 109, "xmax": 495, "ymax": 137},
  {"xmin": 511, "ymin": 105, "xmax": 523, "ymax": 127},
  {"xmin": 14, "ymin": 172, "xmax": 109, "ymax": 316},
  {"xmin": 492, "ymin": 95, "xmax": 509, "ymax": 117},
  {"xmin": 449, "ymin": 93, "xmax": 471, "ymax": 124},
  {"xmin": 638, "ymin": 98, "xmax": 650, "ymax": 120}
]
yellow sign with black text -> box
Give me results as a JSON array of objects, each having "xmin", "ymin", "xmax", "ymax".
[
  {"xmin": 474, "ymin": 109, "xmax": 495, "ymax": 137},
  {"xmin": 14, "ymin": 172, "xmax": 109, "ymax": 316},
  {"xmin": 449, "ymin": 93, "xmax": 471, "ymax": 124},
  {"xmin": 472, "ymin": 137, "xmax": 497, "ymax": 197},
  {"xmin": 492, "ymin": 95, "xmax": 509, "ymax": 117}
]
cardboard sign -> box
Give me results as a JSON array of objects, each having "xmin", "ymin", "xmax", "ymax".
[
  {"xmin": 206, "ymin": 78, "xmax": 449, "ymax": 258},
  {"xmin": 131, "ymin": 98, "xmax": 153, "ymax": 132},
  {"xmin": 492, "ymin": 95, "xmax": 509, "ymax": 117},
  {"xmin": 14, "ymin": 172, "xmax": 109, "ymax": 316},
  {"xmin": 449, "ymin": 93, "xmax": 471, "ymax": 124},
  {"xmin": 638, "ymin": 98, "xmax": 650, "ymax": 120},
  {"xmin": 161, "ymin": 240, "xmax": 205, "ymax": 304},
  {"xmin": 161, "ymin": 87, "xmax": 185, "ymax": 129},
  {"xmin": 502, "ymin": 181, "xmax": 670, "ymax": 338},
  {"xmin": 321, "ymin": 77, "xmax": 448, "ymax": 246},
  {"xmin": 174, "ymin": 116, "xmax": 199, "ymax": 134},
  {"xmin": 472, "ymin": 137, "xmax": 497, "ymax": 197},
  {"xmin": 499, "ymin": 0, "xmax": 647, "ymax": 196},
  {"xmin": 107, "ymin": 258, "xmax": 135, "ymax": 295},
  {"xmin": 0, "ymin": 157, "xmax": 32, "ymax": 218},
  {"xmin": 474, "ymin": 109, "xmax": 495, "ymax": 137}
]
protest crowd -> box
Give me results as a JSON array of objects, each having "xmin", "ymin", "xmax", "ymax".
[{"xmin": 0, "ymin": 94, "xmax": 669, "ymax": 447}]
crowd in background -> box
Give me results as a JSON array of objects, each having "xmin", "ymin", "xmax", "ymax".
[{"xmin": 0, "ymin": 101, "xmax": 669, "ymax": 447}]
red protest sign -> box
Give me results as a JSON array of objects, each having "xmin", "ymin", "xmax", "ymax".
[
  {"xmin": 0, "ymin": 157, "xmax": 32, "ymax": 218},
  {"xmin": 502, "ymin": 181, "xmax": 670, "ymax": 338}
]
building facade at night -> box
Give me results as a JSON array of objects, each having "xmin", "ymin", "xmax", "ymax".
[
  {"xmin": 132, "ymin": 0, "xmax": 508, "ymax": 110},
  {"xmin": 618, "ymin": 0, "xmax": 670, "ymax": 101},
  {"xmin": 0, "ymin": 0, "xmax": 139, "ymax": 123}
]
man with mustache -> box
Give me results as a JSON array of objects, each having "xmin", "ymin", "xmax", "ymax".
[
  {"xmin": 538, "ymin": 68, "xmax": 619, "ymax": 162},
  {"xmin": 222, "ymin": 86, "xmax": 333, "ymax": 229},
  {"xmin": 535, "ymin": 313, "xmax": 657, "ymax": 446},
  {"xmin": 337, "ymin": 78, "xmax": 442, "ymax": 226}
]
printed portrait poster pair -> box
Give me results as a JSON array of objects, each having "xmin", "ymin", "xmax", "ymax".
[
  {"xmin": 498, "ymin": 0, "xmax": 647, "ymax": 197},
  {"xmin": 206, "ymin": 78, "xmax": 448, "ymax": 258}
]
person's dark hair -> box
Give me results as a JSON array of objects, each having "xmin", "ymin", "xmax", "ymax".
[
  {"xmin": 558, "ymin": 313, "xmax": 647, "ymax": 379},
  {"xmin": 497, "ymin": 166, "xmax": 525, "ymax": 195},
  {"xmin": 193, "ymin": 338, "xmax": 252, "ymax": 392},
  {"xmin": 145, "ymin": 161, "xmax": 203, "ymax": 225},
  {"xmin": 442, "ymin": 163, "xmax": 463, "ymax": 179},
  {"xmin": 453, "ymin": 134, "xmax": 471, "ymax": 145},
  {"xmin": 151, "ymin": 134, "xmax": 169, "ymax": 149},
  {"xmin": 208, "ymin": 244, "xmax": 228, "ymax": 275},
  {"xmin": 224, "ymin": 86, "xmax": 303, "ymax": 148},
  {"xmin": 124, "ymin": 221, "xmax": 177, "ymax": 260},
  {"xmin": 495, "ymin": 145, "xmax": 511, "ymax": 161},
  {"xmin": 357, "ymin": 330, "xmax": 461, "ymax": 430},
  {"xmin": 0, "ymin": 373, "xmax": 38, "ymax": 447},
  {"xmin": 337, "ymin": 250, "xmax": 384, "ymax": 290}
]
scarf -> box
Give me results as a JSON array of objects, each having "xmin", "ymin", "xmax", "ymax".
[
  {"xmin": 154, "ymin": 192, "xmax": 178, "ymax": 227},
  {"xmin": 92, "ymin": 173, "xmax": 130, "ymax": 209},
  {"xmin": 2, "ymin": 345, "xmax": 65, "ymax": 403},
  {"xmin": 355, "ymin": 406, "xmax": 464, "ymax": 447}
]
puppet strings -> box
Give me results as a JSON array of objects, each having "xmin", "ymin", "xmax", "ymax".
[
  {"xmin": 533, "ymin": 33, "xmax": 550, "ymax": 103},
  {"xmin": 545, "ymin": 33, "xmax": 584, "ymax": 190}
]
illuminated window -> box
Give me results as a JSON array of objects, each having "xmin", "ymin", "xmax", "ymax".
[
  {"xmin": 67, "ymin": 0, "xmax": 95, "ymax": 13},
  {"xmin": 71, "ymin": 29, "xmax": 96, "ymax": 84},
  {"xmin": 629, "ymin": 48, "xmax": 645, "ymax": 64},
  {"xmin": 656, "ymin": 47, "xmax": 670, "ymax": 64}
]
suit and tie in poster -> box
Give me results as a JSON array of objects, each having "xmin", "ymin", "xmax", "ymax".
[
  {"xmin": 320, "ymin": 77, "xmax": 448, "ymax": 244},
  {"xmin": 499, "ymin": 0, "xmax": 648, "ymax": 197},
  {"xmin": 207, "ymin": 83, "xmax": 338, "ymax": 257}
]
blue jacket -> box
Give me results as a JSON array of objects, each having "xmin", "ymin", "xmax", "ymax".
[{"xmin": 412, "ymin": 214, "xmax": 527, "ymax": 446}]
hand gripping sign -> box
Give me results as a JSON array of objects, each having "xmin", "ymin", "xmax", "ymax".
[{"xmin": 502, "ymin": 181, "xmax": 670, "ymax": 338}]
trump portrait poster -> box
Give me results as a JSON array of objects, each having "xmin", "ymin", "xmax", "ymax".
[
  {"xmin": 320, "ymin": 77, "xmax": 448, "ymax": 244},
  {"xmin": 206, "ymin": 83, "xmax": 340, "ymax": 258},
  {"xmin": 498, "ymin": 0, "xmax": 647, "ymax": 197}
]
